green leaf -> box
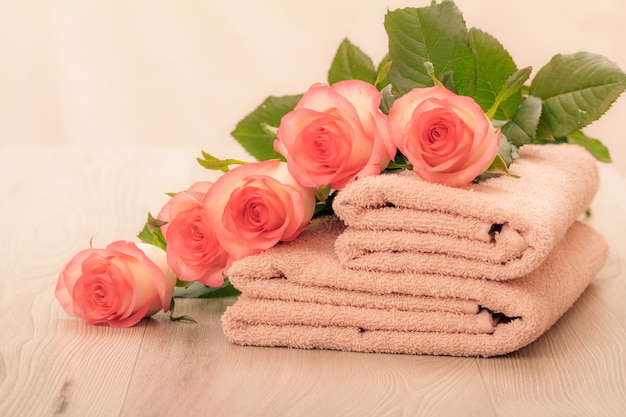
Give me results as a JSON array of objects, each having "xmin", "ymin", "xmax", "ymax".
[
  {"xmin": 328, "ymin": 38, "xmax": 377, "ymax": 85},
  {"xmin": 137, "ymin": 213, "xmax": 167, "ymax": 250},
  {"xmin": 137, "ymin": 224, "xmax": 153, "ymax": 245},
  {"xmin": 383, "ymin": 152, "xmax": 413, "ymax": 171},
  {"xmin": 496, "ymin": 132, "xmax": 515, "ymax": 167},
  {"xmin": 314, "ymin": 184, "xmax": 332, "ymax": 204},
  {"xmin": 148, "ymin": 212, "xmax": 167, "ymax": 228},
  {"xmin": 197, "ymin": 151, "xmax": 247, "ymax": 172},
  {"xmin": 175, "ymin": 278, "xmax": 193, "ymax": 288},
  {"xmin": 529, "ymin": 51, "xmax": 626, "ymax": 138},
  {"xmin": 564, "ymin": 130, "xmax": 612, "ymax": 163},
  {"xmin": 312, "ymin": 190, "xmax": 338, "ymax": 219},
  {"xmin": 151, "ymin": 229, "xmax": 167, "ymax": 250},
  {"xmin": 379, "ymin": 84, "xmax": 396, "ymax": 115},
  {"xmin": 231, "ymin": 95, "xmax": 302, "ymax": 161},
  {"xmin": 468, "ymin": 28, "xmax": 522, "ymax": 119},
  {"xmin": 501, "ymin": 95, "xmax": 543, "ymax": 146},
  {"xmin": 484, "ymin": 153, "xmax": 519, "ymax": 177},
  {"xmin": 486, "ymin": 67, "xmax": 532, "ymax": 120},
  {"xmin": 174, "ymin": 277, "xmax": 241, "ymax": 299},
  {"xmin": 384, "ymin": 0, "xmax": 476, "ymax": 96},
  {"xmin": 439, "ymin": 70, "xmax": 457, "ymax": 93},
  {"xmin": 384, "ymin": 161, "xmax": 413, "ymax": 170},
  {"xmin": 374, "ymin": 57, "xmax": 392, "ymax": 89},
  {"xmin": 313, "ymin": 204, "xmax": 333, "ymax": 218}
]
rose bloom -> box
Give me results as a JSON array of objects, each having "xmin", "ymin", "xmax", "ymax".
[
  {"xmin": 56, "ymin": 241, "xmax": 176, "ymax": 328},
  {"xmin": 158, "ymin": 181, "xmax": 212, "ymax": 237},
  {"xmin": 157, "ymin": 182, "xmax": 229, "ymax": 287},
  {"xmin": 388, "ymin": 85, "xmax": 500, "ymax": 187},
  {"xmin": 203, "ymin": 160, "xmax": 316, "ymax": 260},
  {"xmin": 274, "ymin": 80, "xmax": 395, "ymax": 190}
]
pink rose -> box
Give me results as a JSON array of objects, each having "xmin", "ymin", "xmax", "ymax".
[
  {"xmin": 388, "ymin": 86, "xmax": 500, "ymax": 187},
  {"xmin": 55, "ymin": 241, "xmax": 176, "ymax": 328},
  {"xmin": 158, "ymin": 181, "xmax": 212, "ymax": 237},
  {"xmin": 274, "ymin": 80, "xmax": 395, "ymax": 190},
  {"xmin": 203, "ymin": 160, "xmax": 316, "ymax": 260},
  {"xmin": 157, "ymin": 182, "xmax": 229, "ymax": 287}
]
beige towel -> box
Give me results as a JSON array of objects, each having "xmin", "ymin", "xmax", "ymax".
[
  {"xmin": 221, "ymin": 216, "xmax": 608, "ymax": 357},
  {"xmin": 332, "ymin": 144, "xmax": 599, "ymax": 280}
]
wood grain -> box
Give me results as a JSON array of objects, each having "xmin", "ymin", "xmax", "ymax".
[
  {"xmin": 122, "ymin": 297, "xmax": 498, "ymax": 417},
  {"xmin": 1, "ymin": 146, "xmax": 625, "ymax": 417},
  {"xmin": 0, "ymin": 145, "xmax": 203, "ymax": 417},
  {"xmin": 477, "ymin": 288, "xmax": 626, "ymax": 417}
]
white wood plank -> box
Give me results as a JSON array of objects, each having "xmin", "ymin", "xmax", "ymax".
[
  {"xmin": 122, "ymin": 298, "xmax": 497, "ymax": 417},
  {"xmin": 0, "ymin": 146, "xmax": 205, "ymax": 417}
]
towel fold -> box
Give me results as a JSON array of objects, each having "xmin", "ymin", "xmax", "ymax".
[
  {"xmin": 332, "ymin": 144, "xmax": 599, "ymax": 280},
  {"xmin": 229, "ymin": 296, "xmax": 499, "ymax": 335},
  {"xmin": 222, "ymin": 216, "xmax": 608, "ymax": 357}
]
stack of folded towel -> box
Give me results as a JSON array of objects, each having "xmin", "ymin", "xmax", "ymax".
[{"xmin": 221, "ymin": 144, "xmax": 609, "ymax": 357}]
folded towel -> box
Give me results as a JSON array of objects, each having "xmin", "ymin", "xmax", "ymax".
[
  {"xmin": 221, "ymin": 216, "xmax": 608, "ymax": 357},
  {"xmin": 229, "ymin": 296, "xmax": 499, "ymax": 335},
  {"xmin": 332, "ymin": 144, "xmax": 599, "ymax": 280}
]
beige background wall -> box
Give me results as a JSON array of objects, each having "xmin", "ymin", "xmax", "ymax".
[{"xmin": 1, "ymin": 0, "xmax": 624, "ymax": 174}]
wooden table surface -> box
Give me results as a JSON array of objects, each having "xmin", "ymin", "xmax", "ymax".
[{"xmin": 1, "ymin": 145, "xmax": 625, "ymax": 417}]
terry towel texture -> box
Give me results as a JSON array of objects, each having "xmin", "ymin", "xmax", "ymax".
[
  {"xmin": 221, "ymin": 216, "xmax": 608, "ymax": 357},
  {"xmin": 332, "ymin": 144, "xmax": 599, "ymax": 280}
]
